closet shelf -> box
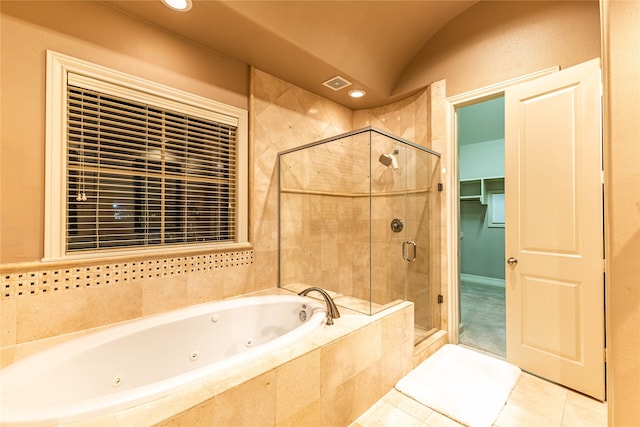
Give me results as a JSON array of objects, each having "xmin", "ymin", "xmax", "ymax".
[{"xmin": 459, "ymin": 177, "xmax": 504, "ymax": 204}]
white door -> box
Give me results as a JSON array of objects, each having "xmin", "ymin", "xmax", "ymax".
[{"xmin": 505, "ymin": 58, "xmax": 604, "ymax": 400}]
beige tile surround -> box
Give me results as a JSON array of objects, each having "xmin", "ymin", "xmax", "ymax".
[
  {"xmin": 0, "ymin": 250, "xmax": 255, "ymax": 352},
  {"xmin": 153, "ymin": 297, "xmax": 414, "ymax": 427},
  {"xmin": 263, "ymin": 68, "xmax": 447, "ymax": 333},
  {"xmin": 1, "ymin": 251, "xmax": 254, "ymax": 300},
  {"xmin": 10, "ymin": 289, "xmax": 414, "ymax": 427}
]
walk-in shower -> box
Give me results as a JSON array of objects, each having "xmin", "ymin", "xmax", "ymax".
[{"xmin": 277, "ymin": 126, "xmax": 442, "ymax": 343}]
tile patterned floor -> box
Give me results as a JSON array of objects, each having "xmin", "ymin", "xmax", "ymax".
[
  {"xmin": 352, "ymin": 367, "xmax": 607, "ymax": 427},
  {"xmin": 353, "ymin": 281, "xmax": 607, "ymax": 426}
]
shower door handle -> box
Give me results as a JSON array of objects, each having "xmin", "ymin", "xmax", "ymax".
[{"xmin": 402, "ymin": 240, "xmax": 416, "ymax": 262}]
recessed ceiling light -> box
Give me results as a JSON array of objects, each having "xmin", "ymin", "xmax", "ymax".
[
  {"xmin": 348, "ymin": 89, "xmax": 366, "ymax": 98},
  {"xmin": 162, "ymin": 0, "xmax": 192, "ymax": 12}
]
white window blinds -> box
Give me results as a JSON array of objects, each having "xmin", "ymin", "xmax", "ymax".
[{"xmin": 66, "ymin": 85, "xmax": 237, "ymax": 252}]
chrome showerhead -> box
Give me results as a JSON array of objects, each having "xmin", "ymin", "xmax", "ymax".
[
  {"xmin": 378, "ymin": 149, "xmax": 399, "ymax": 169},
  {"xmin": 378, "ymin": 153, "xmax": 393, "ymax": 167}
]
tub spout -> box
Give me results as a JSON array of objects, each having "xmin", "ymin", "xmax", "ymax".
[{"xmin": 298, "ymin": 287, "xmax": 341, "ymax": 325}]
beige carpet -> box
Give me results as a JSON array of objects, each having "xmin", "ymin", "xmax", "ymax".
[{"xmin": 395, "ymin": 344, "xmax": 521, "ymax": 427}]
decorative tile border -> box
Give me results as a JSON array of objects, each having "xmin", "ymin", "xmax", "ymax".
[{"xmin": 1, "ymin": 250, "xmax": 254, "ymax": 300}]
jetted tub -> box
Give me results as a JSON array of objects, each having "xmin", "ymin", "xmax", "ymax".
[{"xmin": 0, "ymin": 294, "xmax": 327, "ymax": 426}]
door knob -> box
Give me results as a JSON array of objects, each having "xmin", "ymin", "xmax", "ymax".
[{"xmin": 507, "ymin": 257, "xmax": 518, "ymax": 265}]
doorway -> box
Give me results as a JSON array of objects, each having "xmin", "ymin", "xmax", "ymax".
[
  {"xmin": 457, "ymin": 96, "xmax": 506, "ymax": 357},
  {"xmin": 447, "ymin": 60, "xmax": 605, "ymax": 400}
]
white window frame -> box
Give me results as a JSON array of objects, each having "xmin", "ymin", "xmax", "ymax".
[
  {"xmin": 44, "ymin": 50, "xmax": 249, "ymax": 261},
  {"xmin": 487, "ymin": 190, "xmax": 505, "ymax": 228}
]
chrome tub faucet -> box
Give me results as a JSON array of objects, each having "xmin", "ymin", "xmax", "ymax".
[{"xmin": 298, "ymin": 287, "xmax": 341, "ymax": 325}]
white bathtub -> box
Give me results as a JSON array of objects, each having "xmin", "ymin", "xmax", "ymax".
[{"xmin": 0, "ymin": 294, "xmax": 327, "ymax": 426}]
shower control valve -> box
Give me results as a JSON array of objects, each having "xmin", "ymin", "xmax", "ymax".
[{"xmin": 391, "ymin": 218, "xmax": 404, "ymax": 233}]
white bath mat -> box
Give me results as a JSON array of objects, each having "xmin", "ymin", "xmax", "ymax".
[{"xmin": 395, "ymin": 344, "xmax": 521, "ymax": 427}]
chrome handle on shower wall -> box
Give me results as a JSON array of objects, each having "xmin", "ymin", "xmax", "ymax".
[{"xmin": 402, "ymin": 241, "xmax": 416, "ymax": 262}]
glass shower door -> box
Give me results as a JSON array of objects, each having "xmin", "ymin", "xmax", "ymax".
[
  {"xmin": 403, "ymin": 144, "xmax": 442, "ymax": 344},
  {"xmin": 369, "ymin": 134, "xmax": 441, "ymax": 343}
]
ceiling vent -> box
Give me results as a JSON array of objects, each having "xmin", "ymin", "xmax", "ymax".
[{"xmin": 322, "ymin": 76, "xmax": 352, "ymax": 91}]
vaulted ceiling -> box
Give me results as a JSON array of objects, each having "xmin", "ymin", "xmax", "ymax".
[{"xmin": 102, "ymin": 0, "xmax": 478, "ymax": 109}]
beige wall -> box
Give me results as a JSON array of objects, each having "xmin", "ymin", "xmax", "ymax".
[
  {"xmin": 0, "ymin": 1, "xmax": 248, "ymax": 264},
  {"xmin": 601, "ymin": 0, "xmax": 640, "ymax": 424},
  {"xmin": 396, "ymin": 0, "xmax": 601, "ymax": 97}
]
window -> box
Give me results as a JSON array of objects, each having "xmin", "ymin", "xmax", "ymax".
[
  {"xmin": 487, "ymin": 191, "xmax": 505, "ymax": 228},
  {"xmin": 45, "ymin": 51, "xmax": 248, "ymax": 260}
]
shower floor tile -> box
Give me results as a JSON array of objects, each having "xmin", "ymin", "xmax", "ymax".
[{"xmin": 414, "ymin": 325, "xmax": 434, "ymax": 346}]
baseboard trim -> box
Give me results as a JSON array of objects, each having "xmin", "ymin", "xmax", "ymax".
[{"xmin": 460, "ymin": 273, "xmax": 505, "ymax": 288}]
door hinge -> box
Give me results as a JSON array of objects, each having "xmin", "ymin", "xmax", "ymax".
[
  {"xmin": 604, "ymin": 348, "xmax": 608, "ymax": 363},
  {"xmin": 437, "ymin": 294, "xmax": 444, "ymax": 304},
  {"xmin": 437, "ymin": 183, "xmax": 443, "ymax": 192}
]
